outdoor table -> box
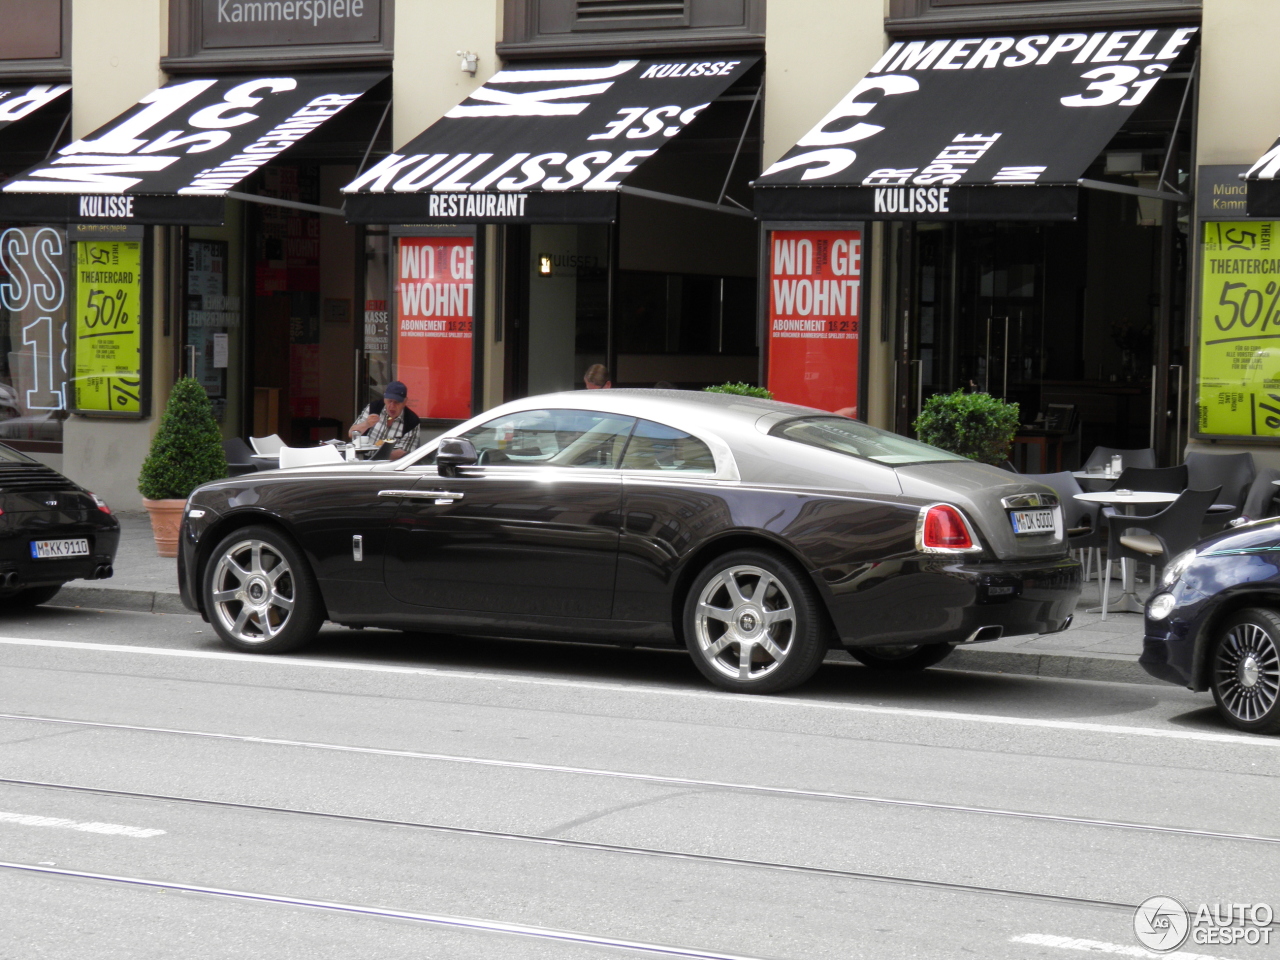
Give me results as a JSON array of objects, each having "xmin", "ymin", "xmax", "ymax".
[{"xmin": 1074, "ymin": 490, "xmax": 1178, "ymax": 615}]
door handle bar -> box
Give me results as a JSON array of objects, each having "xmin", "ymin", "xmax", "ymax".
[{"xmin": 378, "ymin": 489, "xmax": 465, "ymax": 500}]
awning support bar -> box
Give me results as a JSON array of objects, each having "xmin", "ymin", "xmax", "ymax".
[
  {"xmin": 224, "ymin": 190, "xmax": 347, "ymax": 219},
  {"xmin": 617, "ymin": 184, "xmax": 755, "ymax": 219},
  {"xmin": 44, "ymin": 112, "xmax": 71, "ymax": 160},
  {"xmin": 1158, "ymin": 46, "xmax": 1198, "ymax": 194},
  {"xmin": 355, "ymin": 99, "xmax": 392, "ymax": 179},
  {"xmin": 1076, "ymin": 178, "xmax": 1188, "ymax": 205},
  {"xmin": 718, "ymin": 83, "xmax": 761, "ymax": 206}
]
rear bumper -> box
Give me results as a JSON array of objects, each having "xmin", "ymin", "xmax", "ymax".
[
  {"xmin": 820, "ymin": 554, "xmax": 1081, "ymax": 648},
  {"xmin": 0, "ymin": 522, "xmax": 119, "ymax": 589}
]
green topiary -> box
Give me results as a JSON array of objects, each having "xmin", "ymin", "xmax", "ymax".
[
  {"xmin": 703, "ymin": 382, "xmax": 773, "ymax": 399},
  {"xmin": 138, "ymin": 377, "xmax": 228, "ymax": 500},
  {"xmin": 913, "ymin": 389, "xmax": 1019, "ymax": 466}
]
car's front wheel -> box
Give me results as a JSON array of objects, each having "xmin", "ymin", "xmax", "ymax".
[
  {"xmin": 1211, "ymin": 608, "xmax": 1280, "ymax": 734},
  {"xmin": 683, "ymin": 549, "xmax": 829, "ymax": 694},
  {"xmin": 849, "ymin": 643, "xmax": 956, "ymax": 671},
  {"xmin": 203, "ymin": 525, "xmax": 324, "ymax": 654}
]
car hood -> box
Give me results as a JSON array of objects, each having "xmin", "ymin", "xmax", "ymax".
[{"xmin": 895, "ymin": 460, "xmax": 1068, "ymax": 561}]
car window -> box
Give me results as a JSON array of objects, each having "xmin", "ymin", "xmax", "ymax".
[
  {"xmin": 459, "ymin": 409, "xmax": 637, "ymax": 469},
  {"xmin": 771, "ymin": 416, "xmax": 967, "ymax": 466},
  {"xmin": 621, "ymin": 419, "xmax": 716, "ymax": 474}
]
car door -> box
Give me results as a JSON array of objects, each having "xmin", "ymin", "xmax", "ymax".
[{"xmin": 384, "ymin": 408, "xmax": 634, "ymax": 619}]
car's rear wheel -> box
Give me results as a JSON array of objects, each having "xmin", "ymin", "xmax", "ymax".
[
  {"xmin": 0, "ymin": 584, "xmax": 61, "ymax": 608},
  {"xmin": 684, "ymin": 549, "xmax": 829, "ymax": 694},
  {"xmin": 849, "ymin": 643, "xmax": 956, "ymax": 671},
  {"xmin": 1211, "ymin": 608, "xmax": 1280, "ymax": 734},
  {"xmin": 204, "ymin": 525, "xmax": 324, "ymax": 654}
]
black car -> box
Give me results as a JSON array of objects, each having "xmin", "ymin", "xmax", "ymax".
[
  {"xmin": 0, "ymin": 443, "xmax": 118, "ymax": 607},
  {"xmin": 179, "ymin": 390, "xmax": 1081, "ymax": 694},
  {"xmin": 1143, "ymin": 518, "xmax": 1280, "ymax": 734}
]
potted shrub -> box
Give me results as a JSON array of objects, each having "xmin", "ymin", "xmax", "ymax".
[
  {"xmin": 913, "ymin": 389, "xmax": 1020, "ymax": 466},
  {"xmin": 703, "ymin": 382, "xmax": 773, "ymax": 399},
  {"xmin": 138, "ymin": 377, "xmax": 228, "ymax": 557}
]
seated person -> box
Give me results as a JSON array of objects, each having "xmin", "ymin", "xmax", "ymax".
[{"xmin": 350, "ymin": 380, "xmax": 420, "ymax": 461}]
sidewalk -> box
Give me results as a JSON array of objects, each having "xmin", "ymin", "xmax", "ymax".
[{"xmin": 52, "ymin": 513, "xmax": 1155, "ymax": 684}]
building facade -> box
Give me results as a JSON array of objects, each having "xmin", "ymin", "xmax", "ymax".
[{"xmin": 0, "ymin": 0, "xmax": 1275, "ymax": 507}]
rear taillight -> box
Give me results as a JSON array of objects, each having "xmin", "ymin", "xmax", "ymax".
[
  {"xmin": 921, "ymin": 504, "xmax": 974, "ymax": 551},
  {"xmin": 89, "ymin": 492, "xmax": 111, "ymax": 515}
]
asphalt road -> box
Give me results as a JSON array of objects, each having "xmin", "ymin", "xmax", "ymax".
[{"xmin": 0, "ymin": 603, "xmax": 1277, "ymax": 960}]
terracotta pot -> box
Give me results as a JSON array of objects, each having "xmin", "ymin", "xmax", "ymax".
[{"xmin": 142, "ymin": 497, "xmax": 187, "ymax": 558}]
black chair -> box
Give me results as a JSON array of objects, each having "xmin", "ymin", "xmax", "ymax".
[
  {"xmin": 221, "ymin": 437, "xmax": 260, "ymax": 477},
  {"xmin": 1024, "ymin": 471, "xmax": 1105, "ymax": 579},
  {"xmin": 1185, "ymin": 451, "xmax": 1255, "ymax": 530},
  {"xmin": 1113, "ymin": 464, "xmax": 1188, "ymax": 493},
  {"xmin": 1243, "ymin": 467, "xmax": 1280, "ymax": 522},
  {"xmin": 1084, "ymin": 446, "xmax": 1156, "ymax": 472},
  {"xmin": 1102, "ymin": 487, "xmax": 1221, "ymax": 618}
]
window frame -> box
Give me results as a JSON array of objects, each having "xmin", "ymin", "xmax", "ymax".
[
  {"xmin": 163, "ymin": 0, "xmax": 394, "ymax": 73},
  {"xmin": 886, "ymin": 0, "xmax": 1201, "ymax": 35},
  {"xmin": 499, "ymin": 0, "xmax": 763, "ymax": 59}
]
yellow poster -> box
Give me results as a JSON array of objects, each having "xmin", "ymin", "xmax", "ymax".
[
  {"xmin": 1197, "ymin": 221, "xmax": 1280, "ymax": 437},
  {"xmin": 73, "ymin": 240, "xmax": 143, "ymax": 414}
]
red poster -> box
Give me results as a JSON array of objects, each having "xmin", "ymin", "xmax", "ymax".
[
  {"xmin": 766, "ymin": 229, "xmax": 862, "ymax": 416},
  {"xmin": 395, "ymin": 236, "xmax": 474, "ymax": 419}
]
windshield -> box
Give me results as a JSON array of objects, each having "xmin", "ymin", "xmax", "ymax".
[{"xmin": 771, "ymin": 417, "xmax": 968, "ymax": 466}]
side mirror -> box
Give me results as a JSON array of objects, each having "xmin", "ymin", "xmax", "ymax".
[{"xmin": 437, "ymin": 437, "xmax": 478, "ymax": 477}]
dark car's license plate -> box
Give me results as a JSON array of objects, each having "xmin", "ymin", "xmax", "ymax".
[
  {"xmin": 1010, "ymin": 509, "xmax": 1055, "ymax": 535},
  {"xmin": 30, "ymin": 538, "xmax": 89, "ymax": 559}
]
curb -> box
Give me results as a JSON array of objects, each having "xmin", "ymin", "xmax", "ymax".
[
  {"xmin": 49, "ymin": 585, "xmax": 1157, "ymax": 686},
  {"xmin": 51, "ymin": 585, "xmax": 190, "ymax": 616},
  {"xmin": 941, "ymin": 647, "xmax": 1158, "ymax": 686}
]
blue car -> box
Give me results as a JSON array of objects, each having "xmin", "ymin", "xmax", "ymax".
[{"xmin": 1143, "ymin": 518, "xmax": 1280, "ymax": 734}]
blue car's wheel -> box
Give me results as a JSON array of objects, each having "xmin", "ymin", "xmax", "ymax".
[{"xmin": 1211, "ymin": 608, "xmax": 1280, "ymax": 735}]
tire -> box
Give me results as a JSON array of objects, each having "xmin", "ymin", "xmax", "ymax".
[
  {"xmin": 0, "ymin": 584, "xmax": 62, "ymax": 608},
  {"xmin": 1210, "ymin": 608, "xmax": 1280, "ymax": 735},
  {"xmin": 849, "ymin": 643, "xmax": 956, "ymax": 671},
  {"xmin": 203, "ymin": 525, "xmax": 324, "ymax": 654},
  {"xmin": 683, "ymin": 549, "xmax": 830, "ymax": 694}
]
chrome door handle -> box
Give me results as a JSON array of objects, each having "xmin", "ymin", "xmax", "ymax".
[{"xmin": 378, "ymin": 489, "xmax": 465, "ymax": 500}]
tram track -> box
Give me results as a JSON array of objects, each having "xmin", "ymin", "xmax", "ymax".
[
  {"xmin": 0, "ymin": 860, "xmax": 780, "ymax": 960},
  {"xmin": 1, "ymin": 711, "xmax": 1276, "ymax": 847},
  {"xmin": 0, "ymin": 775, "xmax": 1139, "ymax": 911}
]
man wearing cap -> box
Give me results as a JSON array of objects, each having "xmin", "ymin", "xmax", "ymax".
[{"xmin": 350, "ymin": 380, "xmax": 421, "ymax": 461}]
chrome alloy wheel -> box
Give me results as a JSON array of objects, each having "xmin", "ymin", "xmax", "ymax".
[
  {"xmin": 210, "ymin": 538, "xmax": 298, "ymax": 645},
  {"xmin": 1215, "ymin": 621, "xmax": 1280, "ymax": 724},
  {"xmin": 694, "ymin": 564, "xmax": 796, "ymax": 682}
]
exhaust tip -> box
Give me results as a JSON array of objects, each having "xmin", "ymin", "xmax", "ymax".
[
  {"xmin": 967, "ymin": 625, "xmax": 1003, "ymax": 644},
  {"xmin": 101, "ymin": 564, "xmax": 113, "ymax": 580},
  {"xmin": 4, "ymin": 571, "xmax": 18, "ymax": 588}
]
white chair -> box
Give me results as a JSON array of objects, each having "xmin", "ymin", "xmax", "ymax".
[
  {"xmin": 278, "ymin": 445, "xmax": 345, "ymax": 469},
  {"xmin": 249, "ymin": 434, "xmax": 285, "ymax": 457}
]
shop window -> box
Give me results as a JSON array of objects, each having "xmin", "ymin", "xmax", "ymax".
[
  {"xmin": 501, "ymin": 0, "xmax": 762, "ymax": 56},
  {"xmin": 0, "ymin": 0, "xmax": 68, "ymax": 80},
  {"xmin": 164, "ymin": 0, "xmax": 393, "ymax": 72},
  {"xmin": 0, "ymin": 225, "xmax": 68, "ymax": 452},
  {"xmin": 887, "ymin": 0, "xmax": 1200, "ymax": 34}
]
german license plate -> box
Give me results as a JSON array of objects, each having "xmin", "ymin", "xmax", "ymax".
[
  {"xmin": 1010, "ymin": 509, "xmax": 1055, "ymax": 535},
  {"xmin": 30, "ymin": 538, "xmax": 89, "ymax": 559}
]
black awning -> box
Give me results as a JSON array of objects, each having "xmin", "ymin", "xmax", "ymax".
[
  {"xmin": 0, "ymin": 72, "xmax": 386, "ymax": 226},
  {"xmin": 1245, "ymin": 141, "xmax": 1280, "ymax": 217},
  {"xmin": 0, "ymin": 83, "xmax": 70, "ymax": 136},
  {"xmin": 754, "ymin": 26, "xmax": 1197, "ymax": 221},
  {"xmin": 342, "ymin": 55, "xmax": 758, "ymax": 224}
]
